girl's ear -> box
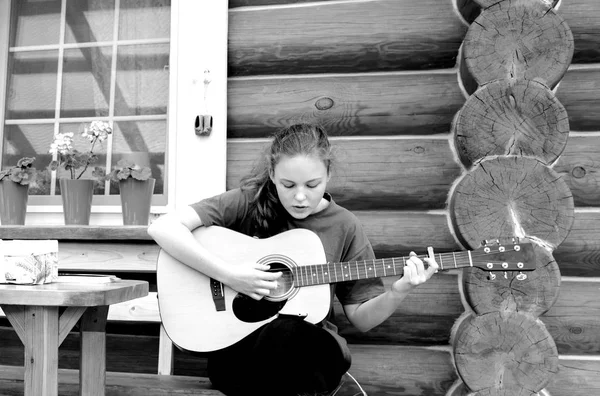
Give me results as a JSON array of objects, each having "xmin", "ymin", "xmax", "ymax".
[{"xmin": 269, "ymin": 169, "xmax": 275, "ymax": 184}]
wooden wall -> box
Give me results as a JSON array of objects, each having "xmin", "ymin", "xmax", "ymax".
[{"xmin": 224, "ymin": 0, "xmax": 600, "ymax": 395}]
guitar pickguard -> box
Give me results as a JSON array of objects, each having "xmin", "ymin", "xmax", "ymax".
[{"xmin": 232, "ymin": 293, "xmax": 287, "ymax": 323}]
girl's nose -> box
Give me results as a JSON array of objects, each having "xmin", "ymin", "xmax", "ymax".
[{"xmin": 294, "ymin": 189, "xmax": 307, "ymax": 201}]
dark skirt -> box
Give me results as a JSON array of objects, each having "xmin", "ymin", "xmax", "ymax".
[{"xmin": 207, "ymin": 314, "xmax": 351, "ymax": 396}]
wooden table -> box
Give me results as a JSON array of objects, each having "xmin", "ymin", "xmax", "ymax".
[{"xmin": 0, "ymin": 279, "xmax": 149, "ymax": 396}]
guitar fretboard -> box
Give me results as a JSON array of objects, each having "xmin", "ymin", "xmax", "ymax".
[{"xmin": 291, "ymin": 252, "xmax": 473, "ymax": 287}]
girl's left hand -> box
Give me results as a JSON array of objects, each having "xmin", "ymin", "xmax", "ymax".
[{"xmin": 392, "ymin": 249, "xmax": 439, "ymax": 292}]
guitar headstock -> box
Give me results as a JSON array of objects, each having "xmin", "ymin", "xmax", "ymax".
[{"xmin": 470, "ymin": 237, "xmax": 536, "ymax": 272}]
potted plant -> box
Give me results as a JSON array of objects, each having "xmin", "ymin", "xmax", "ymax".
[
  {"xmin": 48, "ymin": 121, "xmax": 112, "ymax": 225},
  {"xmin": 107, "ymin": 159, "xmax": 155, "ymax": 225},
  {"xmin": 0, "ymin": 157, "xmax": 37, "ymax": 225}
]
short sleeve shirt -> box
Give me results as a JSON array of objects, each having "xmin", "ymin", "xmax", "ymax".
[{"xmin": 190, "ymin": 188, "xmax": 385, "ymax": 358}]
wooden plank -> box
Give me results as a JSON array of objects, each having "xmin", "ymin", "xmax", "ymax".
[
  {"xmin": 335, "ymin": 275, "xmax": 464, "ymax": 346},
  {"xmin": 546, "ymin": 358, "xmax": 600, "ymax": 395},
  {"xmin": 0, "ymin": 226, "xmax": 152, "ymax": 240},
  {"xmin": 356, "ymin": 211, "xmax": 461, "ymax": 256},
  {"xmin": 227, "ymin": 66, "xmax": 600, "ymax": 138},
  {"xmin": 0, "ymin": 365, "xmax": 220, "ymax": 396},
  {"xmin": 227, "ymin": 71, "xmax": 465, "ymax": 138},
  {"xmin": 230, "ymin": 0, "xmax": 336, "ymax": 7},
  {"xmin": 542, "ymin": 279, "xmax": 600, "ymax": 355},
  {"xmin": 58, "ymin": 242, "xmax": 159, "ymax": 273},
  {"xmin": 348, "ymin": 345, "xmax": 458, "ymax": 394},
  {"xmin": 554, "ymin": 212, "xmax": 600, "ymax": 277},
  {"xmin": 559, "ymin": 0, "xmax": 600, "ymax": 64},
  {"xmin": 228, "ymin": 0, "xmax": 467, "ymax": 76},
  {"xmin": 556, "ymin": 66, "xmax": 600, "ymax": 131},
  {"xmin": 554, "ymin": 135, "xmax": 600, "ymax": 207}
]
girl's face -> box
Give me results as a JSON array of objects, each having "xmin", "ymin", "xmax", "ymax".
[{"xmin": 270, "ymin": 154, "xmax": 330, "ymax": 220}]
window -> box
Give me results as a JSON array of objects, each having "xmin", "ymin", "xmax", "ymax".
[{"xmin": 0, "ymin": 0, "xmax": 170, "ymax": 206}]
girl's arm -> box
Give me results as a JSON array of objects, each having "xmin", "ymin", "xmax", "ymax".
[
  {"xmin": 342, "ymin": 252, "xmax": 438, "ymax": 332},
  {"xmin": 147, "ymin": 207, "xmax": 281, "ymax": 300}
]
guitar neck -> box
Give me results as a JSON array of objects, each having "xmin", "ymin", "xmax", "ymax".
[{"xmin": 292, "ymin": 251, "xmax": 473, "ymax": 287}]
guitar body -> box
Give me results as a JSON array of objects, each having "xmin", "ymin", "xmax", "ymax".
[{"xmin": 157, "ymin": 226, "xmax": 331, "ymax": 352}]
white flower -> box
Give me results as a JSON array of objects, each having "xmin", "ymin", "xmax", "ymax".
[
  {"xmin": 49, "ymin": 132, "xmax": 74, "ymax": 155},
  {"xmin": 83, "ymin": 120, "xmax": 112, "ymax": 142}
]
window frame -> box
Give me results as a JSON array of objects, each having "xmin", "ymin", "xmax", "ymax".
[{"xmin": 0, "ymin": 0, "xmax": 227, "ymax": 225}]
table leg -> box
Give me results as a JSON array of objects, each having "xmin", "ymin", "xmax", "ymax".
[
  {"xmin": 23, "ymin": 306, "xmax": 59, "ymax": 396},
  {"xmin": 79, "ymin": 305, "xmax": 109, "ymax": 396}
]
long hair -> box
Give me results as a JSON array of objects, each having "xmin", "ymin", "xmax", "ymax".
[{"xmin": 240, "ymin": 123, "xmax": 334, "ymax": 236}]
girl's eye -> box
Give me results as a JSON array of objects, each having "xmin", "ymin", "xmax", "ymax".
[
  {"xmin": 282, "ymin": 183, "xmax": 294, "ymax": 189},
  {"xmin": 307, "ymin": 183, "xmax": 319, "ymax": 188}
]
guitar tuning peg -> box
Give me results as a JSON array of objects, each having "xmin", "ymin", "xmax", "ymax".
[
  {"xmin": 516, "ymin": 272, "xmax": 528, "ymax": 281},
  {"xmin": 488, "ymin": 272, "xmax": 496, "ymax": 281}
]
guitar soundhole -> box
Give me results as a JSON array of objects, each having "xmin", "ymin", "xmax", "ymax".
[
  {"xmin": 264, "ymin": 261, "xmax": 295, "ymax": 301},
  {"xmin": 232, "ymin": 294, "xmax": 287, "ymax": 323}
]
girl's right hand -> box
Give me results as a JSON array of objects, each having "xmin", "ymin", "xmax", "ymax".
[{"xmin": 226, "ymin": 263, "xmax": 282, "ymax": 300}]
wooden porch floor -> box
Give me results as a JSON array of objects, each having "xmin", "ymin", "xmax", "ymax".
[{"xmin": 0, "ymin": 365, "xmax": 223, "ymax": 396}]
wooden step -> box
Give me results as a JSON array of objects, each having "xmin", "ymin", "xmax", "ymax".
[{"xmin": 0, "ymin": 365, "xmax": 223, "ymax": 396}]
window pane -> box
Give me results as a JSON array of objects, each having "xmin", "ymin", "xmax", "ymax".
[
  {"xmin": 65, "ymin": 0, "xmax": 115, "ymax": 44},
  {"xmin": 10, "ymin": 0, "xmax": 61, "ymax": 47},
  {"xmin": 114, "ymin": 44, "xmax": 169, "ymax": 116},
  {"xmin": 2, "ymin": 124, "xmax": 54, "ymax": 196},
  {"xmin": 6, "ymin": 50, "xmax": 58, "ymax": 119},
  {"xmin": 61, "ymin": 47, "xmax": 112, "ymax": 118},
  {"xmin": 119, "ymin": 0, "xmax": 170, "ymax": 41},
  {"xmin": 110, "ymin": 120, "xmax": 165, "ymax": 194}
]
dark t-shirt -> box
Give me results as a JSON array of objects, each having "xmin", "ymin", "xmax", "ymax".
[{"xmin": 190, "ymin": 188, "xmax": 385, "ymax": 360}]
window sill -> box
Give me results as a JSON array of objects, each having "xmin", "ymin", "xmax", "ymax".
[{"xmin": 0, "ymin": 225, "xmax": 152, "ymax": 241}]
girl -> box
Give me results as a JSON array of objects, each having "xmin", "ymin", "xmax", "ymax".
[{"xmin": 148, "ymin": 123, "xmax": 438, "ymax": 396}]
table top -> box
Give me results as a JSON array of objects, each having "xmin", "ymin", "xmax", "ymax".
[{"xmin": 0, "ymin": 279, "xmax": 149, "ymax": 306}]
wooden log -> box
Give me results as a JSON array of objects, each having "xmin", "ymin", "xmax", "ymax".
[
  {"xmin": 559, "ymin": 0, "xmax": 600, "ymax": 64},
  {"xmin": 230, "ymin": 0, "xmax": 337, "ymax": 7},
  {"xmin": 335, "ymin": 275, "xmax": 464, "ymax": 345},
  {"xmin": 227, "ymin": 67, "xmax": 600, "ymax": 138},
  {"xmin": 473, "ymin": 0, "xmax": 559, "ymax": 9},
  {"xmin": 227, "ymin": 70, "xmax": 465, "ymax": 138},
  {"xmin": 555, "ymin": 65, "xmax": 600, "ymax": 132},
  {"xmin": 228, "ymin": 0, "xmax": 467, "ymax": 76},
  {"xmin": 545, "ymin": 358, "xmax": 600, "ymax": 395},
  {"xmin": 542, "ymin": 279, "xmax": 600, "ymax": 355},
  {"xmin": 554, "ymin": 211, "xmax": 600, "ymax": 276},
  {"xmin": 453, "ymin": 311, "xmax": 558, "ymax": 393},
  {"xmin": 228, "ymin": 138, "xmax": 464, "ymax": 210},
  {"xmin": 462, "ymin": 242, "xmax": 561, "ymax": 316},
  {"xmin": 553, "ymin": 135, "xmax": 600, "ymax": 206},
  {"xmin": 462, "ymin": 0, "xmax": 573, "ymax": 88},
  {"xmin": 453, "ymin": 78, "xmax": 569, "ymax": 168},
  {"xmin": 228, "ymin": 135, "xmax": 600, "ymax": 210},
  {"xmin": 449, "ymin": 156, "xmax": 574, "ymax": 250}
]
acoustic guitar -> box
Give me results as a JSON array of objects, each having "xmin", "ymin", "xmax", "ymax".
[{"xmin": 157, "ymin": 226, "xmax": 536, "ymax": 352}]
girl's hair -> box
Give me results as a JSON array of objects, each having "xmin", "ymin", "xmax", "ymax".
[{"xmin": 240, "ymin": 123, "xmax": 334, "ymax": 236}]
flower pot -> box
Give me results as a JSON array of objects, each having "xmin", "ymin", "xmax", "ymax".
[
  {"xmin": 0, "ymin": 180, "xmax": 29, "ymax": 225},
  {"xmin": 119, "ymin": 178, "xmax": 155, "ymax": 225},
  {"xmin": 59, "ymin": 179, "xmax": 94, "ymax": 225}
]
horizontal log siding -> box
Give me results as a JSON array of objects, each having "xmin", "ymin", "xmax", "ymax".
[
  {"xmin": 227, "ymin": 136, "xmax": 600, "ymax": 210},
  {"xmin": 228, "ymin": 66, "xmax": 600, "ymax": 139},
  {"xmin": 227, "ymin": 0, "xmax": 600, "ymax": 74},
  {"xmin": 228, "ymin": 0, "xmax": 467, "ymax": 76}
]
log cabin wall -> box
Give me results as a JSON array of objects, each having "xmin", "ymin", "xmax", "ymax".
[{"xmin": 225, "ymin": 0, "xmax": 600, "ymax": 394}]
